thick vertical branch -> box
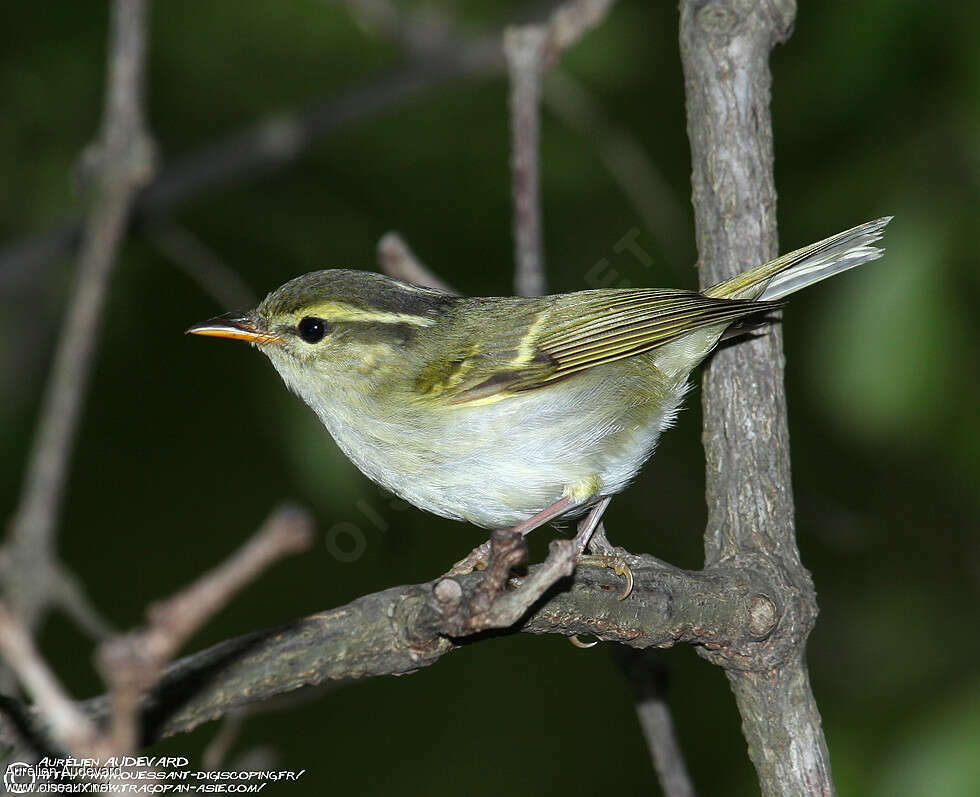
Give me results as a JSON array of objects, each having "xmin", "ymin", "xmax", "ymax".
[
  {"xmin": 679, "ymin": 1, "xmax": 835, "ymax": 795},
  {"xmin": 681, "ymin": 0, "xmax": 794, "ymax": 568}
]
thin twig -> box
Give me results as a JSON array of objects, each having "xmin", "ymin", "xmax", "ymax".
[
  {"xmin": 505, "ymin": 26, "xmax": 549, "ymax": 297},
  {"xmin": 147, "ymin": 220, "xmax": 256, "ymax": 309},
  {"xmin": 96, "ymin": 504, "xmax": 314, "ymax": 753},
  {"xmin": 377, "ymin": 232, "xmax": 457, "ymax": 294},
  {"xmin": 0, "ymin": 21, "xmax": 505, "ymax": 292},
  {"xmin": 543, "ymin": 69, "xmax": 688, "ymax": 277},
  {"xmin": 139, "ymin": 504, "xmax": 313, "ymax": 661},
  {"xmin": 504, "ymin": 0, "xmax": 618, "ymax": 296},
  {"xmin": 202, "ymin": 713, "xmax": 245, "ymax": 770},
  {"xmin": 349, "ymin": 0, "xmax": 652, "ymax": 297},
  {"xmin": 425, "ymin": 530, "xmax": 578, "ymax": 636},
  {"xmin": 1, "ymin": 0, "xmax": 155, "ymax": 645},
  {"xmin": 0, "ymin": 504, "xmax": 313, "ymax": 759},
  {"xmin": 0, "ymin": 605, "xmax": 100, "ymax": 754},
  {"xmin": 613, "ymin": 648, "xmax": 696, "ymax": 797}
]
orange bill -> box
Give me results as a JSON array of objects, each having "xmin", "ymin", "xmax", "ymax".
[{"xmin": 186, "ymin": 315, "xmax": 284, "ymax": 344}]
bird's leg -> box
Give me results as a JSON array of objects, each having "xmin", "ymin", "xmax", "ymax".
[
  {"xmin": 445, "ymin": 496, "xmax": 575, "ymax": 576},
  {"xmin": 447, "ymin": 496, "xmax": 634, "ymax": 601},
  {"xmin": 573, "ymin": 507, "xmax": 634, "ymax": 601},
  {"xmin": 586, "ymin": 521, "xmax": 616, "ymax": 556},
  {"xmin": 570, "ymin": 497, "xmax": 611, "ymax": 554}
]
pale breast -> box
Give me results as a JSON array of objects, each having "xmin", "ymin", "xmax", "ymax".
[{"xmin": 313, "ymin": 353, "xmax": 689, "ymax": 529}]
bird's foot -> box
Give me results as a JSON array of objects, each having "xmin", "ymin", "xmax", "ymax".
[
  {"xmin": 443, "ymin": 497, "xmax": 578, "ymax": 577},
  {"xmin": 444, "ymin": 541, "xmax": 491, "ymax": 577},
  {"xmin": 575, "ymin": 553, "xmax": 634, "ymax": 600}
]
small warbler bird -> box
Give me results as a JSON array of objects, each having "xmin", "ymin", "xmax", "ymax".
[{"xmin": 188, "ymin": 218, "xmax": 890, "ymax": 571}]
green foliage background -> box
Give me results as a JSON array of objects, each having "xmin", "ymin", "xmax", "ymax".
[{"xmin": 1, "ymin": 1, "xmax": 978, "ymax": 794}]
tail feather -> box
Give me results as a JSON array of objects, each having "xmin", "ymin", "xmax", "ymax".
[{"xmin": 703, "ymin": 217, "xmax": 892, "ymax": 302}]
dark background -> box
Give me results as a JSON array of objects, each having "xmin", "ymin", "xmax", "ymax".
[{"xmin": 2, "ymin": 1, "xmax": 978, "ymax": 794}]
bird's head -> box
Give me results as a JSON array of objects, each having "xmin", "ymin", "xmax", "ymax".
[{"xmin": 187, "ymin": 268, "xmax": 455, "ymax": 403}]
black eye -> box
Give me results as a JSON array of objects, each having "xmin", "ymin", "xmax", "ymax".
[{"xmin": 297, "ymin": 316, "xmax": 328, "ymax": 343}]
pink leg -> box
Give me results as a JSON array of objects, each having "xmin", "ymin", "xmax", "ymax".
[
  {"xmin": 509, "ymin": 496, "xmax": 576, "ymax": 537},
  {"xmin": 572, "ymin": 499, "xmax": 634, "ymax": 600},
  {"xmin": 446, "ymin": 496, "xmax": 576, "ymax": 576},
  {"xmin": 571, "ymin": 497, "xmax": 611, "ymax": 554}
]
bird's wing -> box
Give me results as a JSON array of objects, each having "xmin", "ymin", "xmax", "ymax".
[{"xmin": 414, "ymin": 289, "xmax": 779, "ymax": 406}]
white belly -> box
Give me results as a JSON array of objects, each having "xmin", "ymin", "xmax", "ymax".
[{"xmin": 314, "ymin": 356, "xmax": 688, "ymax": 529}]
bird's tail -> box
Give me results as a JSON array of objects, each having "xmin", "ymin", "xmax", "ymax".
[{"xmin": 703, "ymin": 217, "xmax": 892, "ymax": 302}]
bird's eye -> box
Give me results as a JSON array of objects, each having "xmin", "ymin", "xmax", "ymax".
[{"xmin": 297, "ymin": 316, "xmax": 328, "ymax": 343}]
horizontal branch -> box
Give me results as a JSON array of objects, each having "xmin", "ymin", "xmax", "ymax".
[{"xmin": 1, "ymin": 552, "xmax": 788, "ymax": 752}]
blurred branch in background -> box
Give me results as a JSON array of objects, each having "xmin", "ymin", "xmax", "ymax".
[
  {"xmin": 505, "ymin": 26, "xmax": 550, "ymax": 297},
  {"xmin": 0, "ymin": 605, "xmax": 97, "ymax": 756},
  {"xmin": 146, "ymin": 220, "xmax": 256, "ymax": 310},
  {"xmin": 543, "ymin": 69, "xmax": 688, "ymax": 277},
  {"xmin": 614, "ymin": 647, "xmax": 695, "ymax": 797},
  {"xmin": 0, "ymin": 9, "xmax": 504, "ymax": 294},
  {"xmin": 0, "ymin": 0, "xmax": 155, "ymax": 656},
  {"xmin": 502, "ymin": 3, "xmax": 696, "ymax": 789},
  {"xmin": 0, "ymin": 2, "xmax": 680, "ymax": 298},
  {"xmin": 377, "ymin": 231, "xmax": 458, "ymax": 294},
  {"xmin": 351, "ymin": 0, "xmax": 686, "ymax": 288},
  {"xmin": 0, "ymin": 504, "xmax": 312, "ymax": 763},
  {"xmin": 504, "ymin": 0, "xmax": 616, "ymax": 296}
]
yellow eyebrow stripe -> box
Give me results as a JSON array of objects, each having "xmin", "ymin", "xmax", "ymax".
[{"xmin": 303, "ymin": 301, "xmax": 436, "ymax": 327}]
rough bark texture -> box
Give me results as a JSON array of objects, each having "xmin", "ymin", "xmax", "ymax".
[
  {"xmin": 1, "ymin": 555, "xmax": 786, "ymax": 752},
  {"xmin": 679, "ymin": 0, "xmax": 835, "ymax": 794}
]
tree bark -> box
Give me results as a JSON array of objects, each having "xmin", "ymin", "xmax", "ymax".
[
  {"xmin": 0, "ymin": 555, "xmax": 788, "ymax": 752},
  {"xmin": 679, "ymin": 0, "xmax": 836, "ymax": 794}
]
